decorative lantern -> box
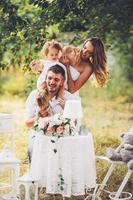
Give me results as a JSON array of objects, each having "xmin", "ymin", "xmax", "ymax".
[
  {"xmin": 63, "ymin": 100, "xmax": 83, "ymax": 119},
  {"xmin": 63, "ymin": 100, "xmax": 83, "ymax": 133},
  {"xmin": 17, "ymin": 170, "xmax": 38, "ymax": 200}
]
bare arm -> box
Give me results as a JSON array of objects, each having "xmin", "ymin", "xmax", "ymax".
[
  {"xmin": 66, "ymin": 65, "xmax": 93, "ymax": 93},
  {"xmin": 25, "ymin": 117, "xmax": 36, "ymax": 128},
  {"xmin": 25, "ymin": 108, "xmax": 50, "ymax": 128}
]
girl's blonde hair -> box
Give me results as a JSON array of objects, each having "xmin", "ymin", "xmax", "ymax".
[
  {"xmin": 41, "ymin": 41, "xmax": 62, "ymax": 58},
  {"xmin": 63, "ymin": 45, "xmax": 81, "ymax": 65}
]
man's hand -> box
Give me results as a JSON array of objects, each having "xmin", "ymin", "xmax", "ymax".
[
  {"xmin": 38, "ymin": 105, "xmax": 52, "ymax": 117},
  {"xmin": 38, "ymin": 109, "xmax": 49, "ymax": 118},
  {"xmin": 25, "ymin": 117, "xmax": 36, "ymax": 128}
]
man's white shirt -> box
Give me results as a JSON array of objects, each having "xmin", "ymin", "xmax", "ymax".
[{"xmin": 25, "ymin": 89, "xmax": 79, "ymax": 120}]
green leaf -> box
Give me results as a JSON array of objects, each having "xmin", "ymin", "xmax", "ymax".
[
  {"xmin": 61, "ymin": 181, "xmax": 64, "ymax": 185},
  {"xmin": 53, "ymin": 149, "xmax": 57, "ymax": 153},
  {"xmin": 60, "ymin": 186, "xmax": 64, "ymax": 191},
  {"xmin": 51, "ymin": 139, "xmax": 55, "ymax": 143}
]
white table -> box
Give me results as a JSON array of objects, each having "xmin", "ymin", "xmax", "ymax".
[{"xmin": 30, "ymin": 132, "xmax": 96, "ymax": 197}]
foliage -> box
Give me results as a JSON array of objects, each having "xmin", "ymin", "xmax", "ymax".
[
  {"xmin": 32, "ymin": 0, "xmax": 133, "ymax": 82},
  {"xmin": 0, "ymin": 68, "xmax": 37, "ymax": 97},
  {"xmin": 0, "ymin": 0, "xmax": 133, "ymax": 83},
  {"xmin": 0, "ymin": 0, "xmax": 46, "ymax": 69},
  {"xmin": 30, "ymin": 0, "xmax": 133, "ymax": 40},
  {"xmin": 0, "ymin": 0, "xmax": 29, "ymax": 68}
]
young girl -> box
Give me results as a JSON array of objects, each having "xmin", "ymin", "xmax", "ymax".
[{"xmin": 30, "ymin": 41, "xmax": 68, "ymax": 89}]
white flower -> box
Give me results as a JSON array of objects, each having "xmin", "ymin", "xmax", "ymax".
[
  {"xmin": 49, "ymin": 114, "xmax": 62, "ymax": 126},
  {"xmin": 53, "ymin": 114, "xmax": 60, "ymax": 120},
  {"xmin": 36, "ymin": 113, "xmax": 73, "ymax": 137},
  {"xmin": 64, "ymin": 124, "xmax": 70, "ymax": 134},
  {"xmin": 55, "ymin": 119, "xmax": 62, "ymax": 125},
  {"xmin": 38, "ymin": 117, "xmax": 49, "ymax": 129}
]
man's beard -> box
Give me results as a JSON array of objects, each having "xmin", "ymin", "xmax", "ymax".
[{"xmin": 47, "ymin": 84, "xmax": 60, "ymax": 95}]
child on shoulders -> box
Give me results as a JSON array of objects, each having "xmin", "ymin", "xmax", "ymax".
[{"xmin": 30, "ymin": 41, "xmax": 62, "ymax": 88}]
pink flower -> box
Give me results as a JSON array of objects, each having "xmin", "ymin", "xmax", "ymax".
[
  {"xmin": 56, "ymin": 125, "xmax": 64, "ymax": 134},
  {"xmin": 47, "ymin": 126, "xmax": 55, "ymax": 135}
]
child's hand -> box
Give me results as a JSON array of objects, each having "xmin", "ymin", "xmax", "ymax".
[{"xmin": 30, "ymin": 60, "xmax": 43, "ymax": 74}]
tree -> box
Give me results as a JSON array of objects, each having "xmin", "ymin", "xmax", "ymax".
[
  {"xmin": 0, "ymin": 0, "xmax": 133, "ymax": 81},
  {"xmin": 27, "ymin": 0, "xmax": 133, "ymax": 81},
  {"xmin": 29, "ymin": 0, "xmax": 133, "ymax": 41},
  {"xmin": 0, "ymin": 0, "xmax": 28, "ymax": 68}
]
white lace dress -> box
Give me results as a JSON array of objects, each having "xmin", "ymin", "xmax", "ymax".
[{"xmin": 30, "ymin": 133, "xmax": 96, "ymax": 197}]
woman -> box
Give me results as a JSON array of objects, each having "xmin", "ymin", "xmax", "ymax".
[
  {"xmin": 59, "ymin": 37, "xmax": 109, "ymax": 93},
  {"xmin": 30, "ymin": 38, "xmax": 109, "ymax": 94}
]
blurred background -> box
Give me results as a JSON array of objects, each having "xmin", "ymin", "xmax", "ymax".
[{"xmin": 0, "ymin": 0, "xmax": 133, "ymax": 198}]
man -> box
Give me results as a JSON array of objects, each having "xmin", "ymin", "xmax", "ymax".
[
  {"xmin": 25, "ymin": 64, "xmax": 78, "ymax": 162},
  {"xmin": 25, "ymin": 64, "xmax": 77, "ymax": 127}
]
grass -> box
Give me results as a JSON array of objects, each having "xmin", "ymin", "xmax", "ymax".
[
  {"xmin": 80, "ymin": 82, "xmax": 133, "ymax": 197},
  {"xmin": 0, "ymin": 74, "xmax": 133, "ymax": 199}
]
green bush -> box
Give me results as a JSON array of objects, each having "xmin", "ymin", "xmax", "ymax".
[
  {"xmin": 0, "ymin": 67, "xmax": 38, "ymax": 97},
  {"xmin": 1, "ymin": 75, "xmax": 26, "ymax": 96}
]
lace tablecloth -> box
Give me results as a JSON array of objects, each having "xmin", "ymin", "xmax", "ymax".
[{"xmin": 30, "ymin": 133, "xmax": 96, "ymax": 197}]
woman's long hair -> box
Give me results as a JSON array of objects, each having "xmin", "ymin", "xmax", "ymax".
[
  {"xmin": 83, "ymin": 37, "xmax": 109, "ymax": 86},
  {"xmin": 36, "ymin": 82, "xmax": 50, "ymax": 117}
]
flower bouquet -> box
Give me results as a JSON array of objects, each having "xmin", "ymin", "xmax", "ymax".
[{"xmin": 35, "ymin": 114, "xmax": 74, "ymax": 137}]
